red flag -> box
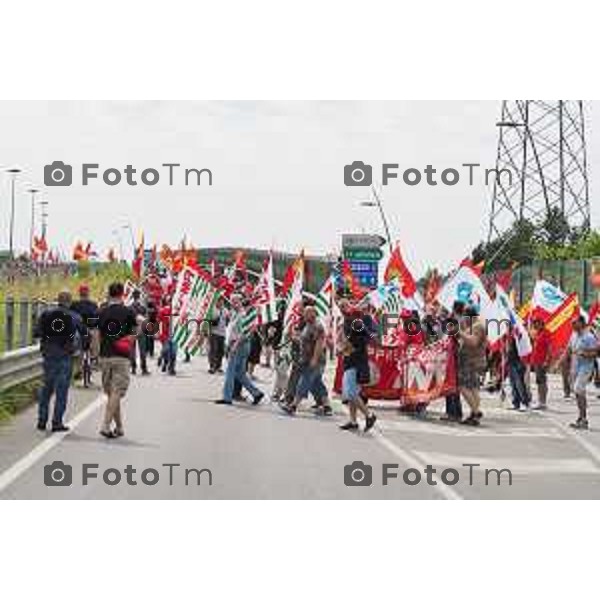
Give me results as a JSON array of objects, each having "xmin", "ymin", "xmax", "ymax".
[
  {"xmin": 341, "ymin": 260, "xmax": 365, "ymax": 300},
  {"xmin": 545, "ymin": 293, "xmax": 580, "ymax": 361},
  {"xmin": 281, "ymin": 250, "xmax": 304, "ymax": 297},
  {"xmin": 494, "ymin": 264, "xmax": 515, "ymax": 292},
  {"xmin": 460, "ymin": 257, "xmax": 485, "ymax": 277},
  {"xmin": 132, "ymin": 235, "xmax": 144, "ymax": 279},
  {"xmin": 588, "ymin": 301, "xmax": 600, "ymax": 327},
  {"xmin": 424, "ymin": 269, "xmax": 442, "ymax": 307},
  {"xmin": 232, "ymin": 249, "xmax": 247, "ymax": 283},
  {"xmin": 384, "ymin": 244, "xmax": 417, "ymax": 297},
  {"xmin": 73, "ymin": 241, "xmax": 86, "ymax": 261}
]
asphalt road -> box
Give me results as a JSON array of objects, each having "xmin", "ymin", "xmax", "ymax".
[{"xmin": 2, "ymin": 356, "xmax": 600, "ymax": 499}]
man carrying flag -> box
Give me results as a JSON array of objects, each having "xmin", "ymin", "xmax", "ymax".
[
  {"xmin": 281, "ymin": 305, "xmax": 333, "ymax": 417},
  {"xmin": 217, "ymin": 294, "xmax": 264, "ymax": 406}
]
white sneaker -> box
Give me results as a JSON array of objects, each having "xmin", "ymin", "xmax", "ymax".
[{"xmin": 519, "ymin": 405, "xmax": 529, "ymax": 412}]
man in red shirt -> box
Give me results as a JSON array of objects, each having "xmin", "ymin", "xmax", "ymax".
[
  {"xmin": 158, "ymin": 295, "xmax": 177, "ymax": 375},
  {"xmin": 530, "ymin": 318, "xmax": 551, "ymax": 409}
]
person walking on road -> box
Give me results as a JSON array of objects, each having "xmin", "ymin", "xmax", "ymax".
[
  {"xmin": 530, "ymin": 318, "xmax": 551, "ymax": 410},
  {"xmin": 281, "ymin": 305, "xmax": 332, "ymax": 416},
  {"xmin": 441, "ymin": 302, "xmax": 464, "ymax": 422},
  {"xmin": 71, "ymin": 283, "xmax": 100, "ymax": 358},
  {"xmin": 568, "ymin": 316, "xmax": 598, "ymax": 430},
  {"xmin": 337, "ymin": 299, "xmax": 377, "ymax": 432},
  {"xmin": 217, "ymin": 294, "xmax": 264, "ymax": 405},
  {"xmin": 98, "ymin": 282, "xmax": 138, "ymax": 438},
  {"xmin": 505, "ymin": 326, "xmax": 531, "ymax": 411},
  {"xmin": 158, "ymin": 295, "xmax": 177, "ymax": 375},
  {"xmin": 129, "ymin": 289, "xmax": 149, "ymax": 375},
  {"xmin": 457, "ymin": 304, "xmax": 487, "ymax": 426},
  {"xmin": 34, "ymin": 290, "xmax": 83, "ymax": 432},
  {"xmin": 208, "ymin": 296, "xmax": 228, "ymax": 373}
]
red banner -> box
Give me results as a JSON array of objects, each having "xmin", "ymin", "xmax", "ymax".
[
  {"xmin": 333, "ymin": 338, "xmax": 457, "ymax": 404},
  {"xmin": 400, "ymin": 338, "xmax": 457, "ymax": 403}
]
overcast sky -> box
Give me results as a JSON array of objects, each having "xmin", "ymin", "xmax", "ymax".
[{"xmin": 0, "ymin": 101, "xmax": 598, "ymax": 276}]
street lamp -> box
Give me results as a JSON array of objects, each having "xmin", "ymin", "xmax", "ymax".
[
  {"xmin": 39, "ymin": 199, "xmax": 49, "ymax": 239},
  {"xmin": 122, "ymin": 222, "xmax": 136, "ymax": 256},
  {"xmin": 6, "ymin": 167, "xmax": 21, "ymax": 259},
  {"xmin": 27, "ymin": 188, "xmax": 41, "ymax": 251},
  {"xmin": 359, "ymin": 184, "xmax": 393, "ymax": 252},
  {"xmin": 112, "ymin": 229, "xmax": 125, "ymax": 261}
]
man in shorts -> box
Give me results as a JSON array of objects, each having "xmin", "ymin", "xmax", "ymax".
[
  {"xmin": 569, "ymin": 316, "xmax": 598, "ymax": 430},
  {"xmin": 457, "ymin": 305, "xmax": 487, "ymax": 426},
  {"xmin": 98, "ymin": 282, "xmax": 138, "ymax": 438},
  {"xmin": 338, "ymin": 299, "xmax": 377, "ymax": 432}
]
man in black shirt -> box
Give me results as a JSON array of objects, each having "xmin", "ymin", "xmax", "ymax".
[
  {"xmin": 338, "ymin": 298, "xmax": 377, "ymax": 432},
  {"xmin": 71, "ymin": 283, "xmax": 100, "ymax": 361},
  {"xmin": 98, "ymin": 282, "xmax": 138, "ymax": 438},
  {"xmin": 34, "ymin": 290, "xmax": 84, "ymax": 432},
  {"xmin": 128, "ymin": 289, "xmax": 149, "ymax": 375}
]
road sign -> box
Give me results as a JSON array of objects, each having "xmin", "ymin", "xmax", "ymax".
[
  {"xmin": 342, "ymin": 233, "xmax": 387, "ymax": 249},
  {"xmin": 357, "ymin": 273, "xmax": 378, "ymax": 288},
  {"xmin": 343, "ymin": 247, "xmax": 384, "ymax": 261},
  {"xmin": 348, "ymin": 260, "xmax": 379, "ymax": 274}
]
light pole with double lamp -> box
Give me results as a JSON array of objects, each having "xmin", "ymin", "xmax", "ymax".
[
  {"xmin": 359, "ymin": 184, "xmax": 393, "ymax": 253},
  {"xmin": 112, "ymin": 229, "xmax": 125, "ymax": 261},
  {"xmin": 122, "ymin": 222, "xmax": 136, "ymax": 258},
  {"xmin": 40, "ymin": 200, "xmax": 49, "ymax": 240},
  {"xmin": 27, "ymin": 188, "xmax": 41, "ymax": 252},
  {"xmin": 6, "ymin": 167, "xmax": 22, "ymax": 259}
]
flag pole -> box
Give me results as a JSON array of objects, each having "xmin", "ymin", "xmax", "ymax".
[{"xmin": 371, "ymin": 184, "xmax": 393, "ymax": 253}]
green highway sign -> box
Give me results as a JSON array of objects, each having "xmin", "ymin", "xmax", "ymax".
[{"xmin": 343, "ymin": 247, "xmax": 384, "ymax": 261}]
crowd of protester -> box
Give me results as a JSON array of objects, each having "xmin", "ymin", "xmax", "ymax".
[{"xmin": 32, "ymin": 269, "xmax": 599, "ymax": 440}]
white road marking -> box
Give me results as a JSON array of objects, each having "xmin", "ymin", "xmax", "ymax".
[
  {"xmin": 540, "ymin": 412, "xmax": 600, "ymax": 467},
  {"xmin": 380, "ymin": 419, "xmax": 566, "ymax": 438},
  {"xmin": 0, "ymin": 394, "xmax": 105, "ymax": 494},
  {"xmin": 413, "ymin": 451, "xmax": 600, "ymax": 475},
  {"xmin": 374, "ymin": 431, "xmax": 463, "ymax": 500}
]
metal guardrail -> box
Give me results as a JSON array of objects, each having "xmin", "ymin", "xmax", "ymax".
[{"xmin": 0, "ymin": 345, "xmax": 42, "ymax": 393}]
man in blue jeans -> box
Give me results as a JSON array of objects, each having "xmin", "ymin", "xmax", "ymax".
[
  {"xmin": 217, "ymin": 294, "xmax": 264, "ymax": 405},
  {"xmin": 34, "ymin": 290, "xmax": 83, "ymax": 432},
  {"xmin": 281, "ymin": 305, "xmax": 332, "ymax": 416}
]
